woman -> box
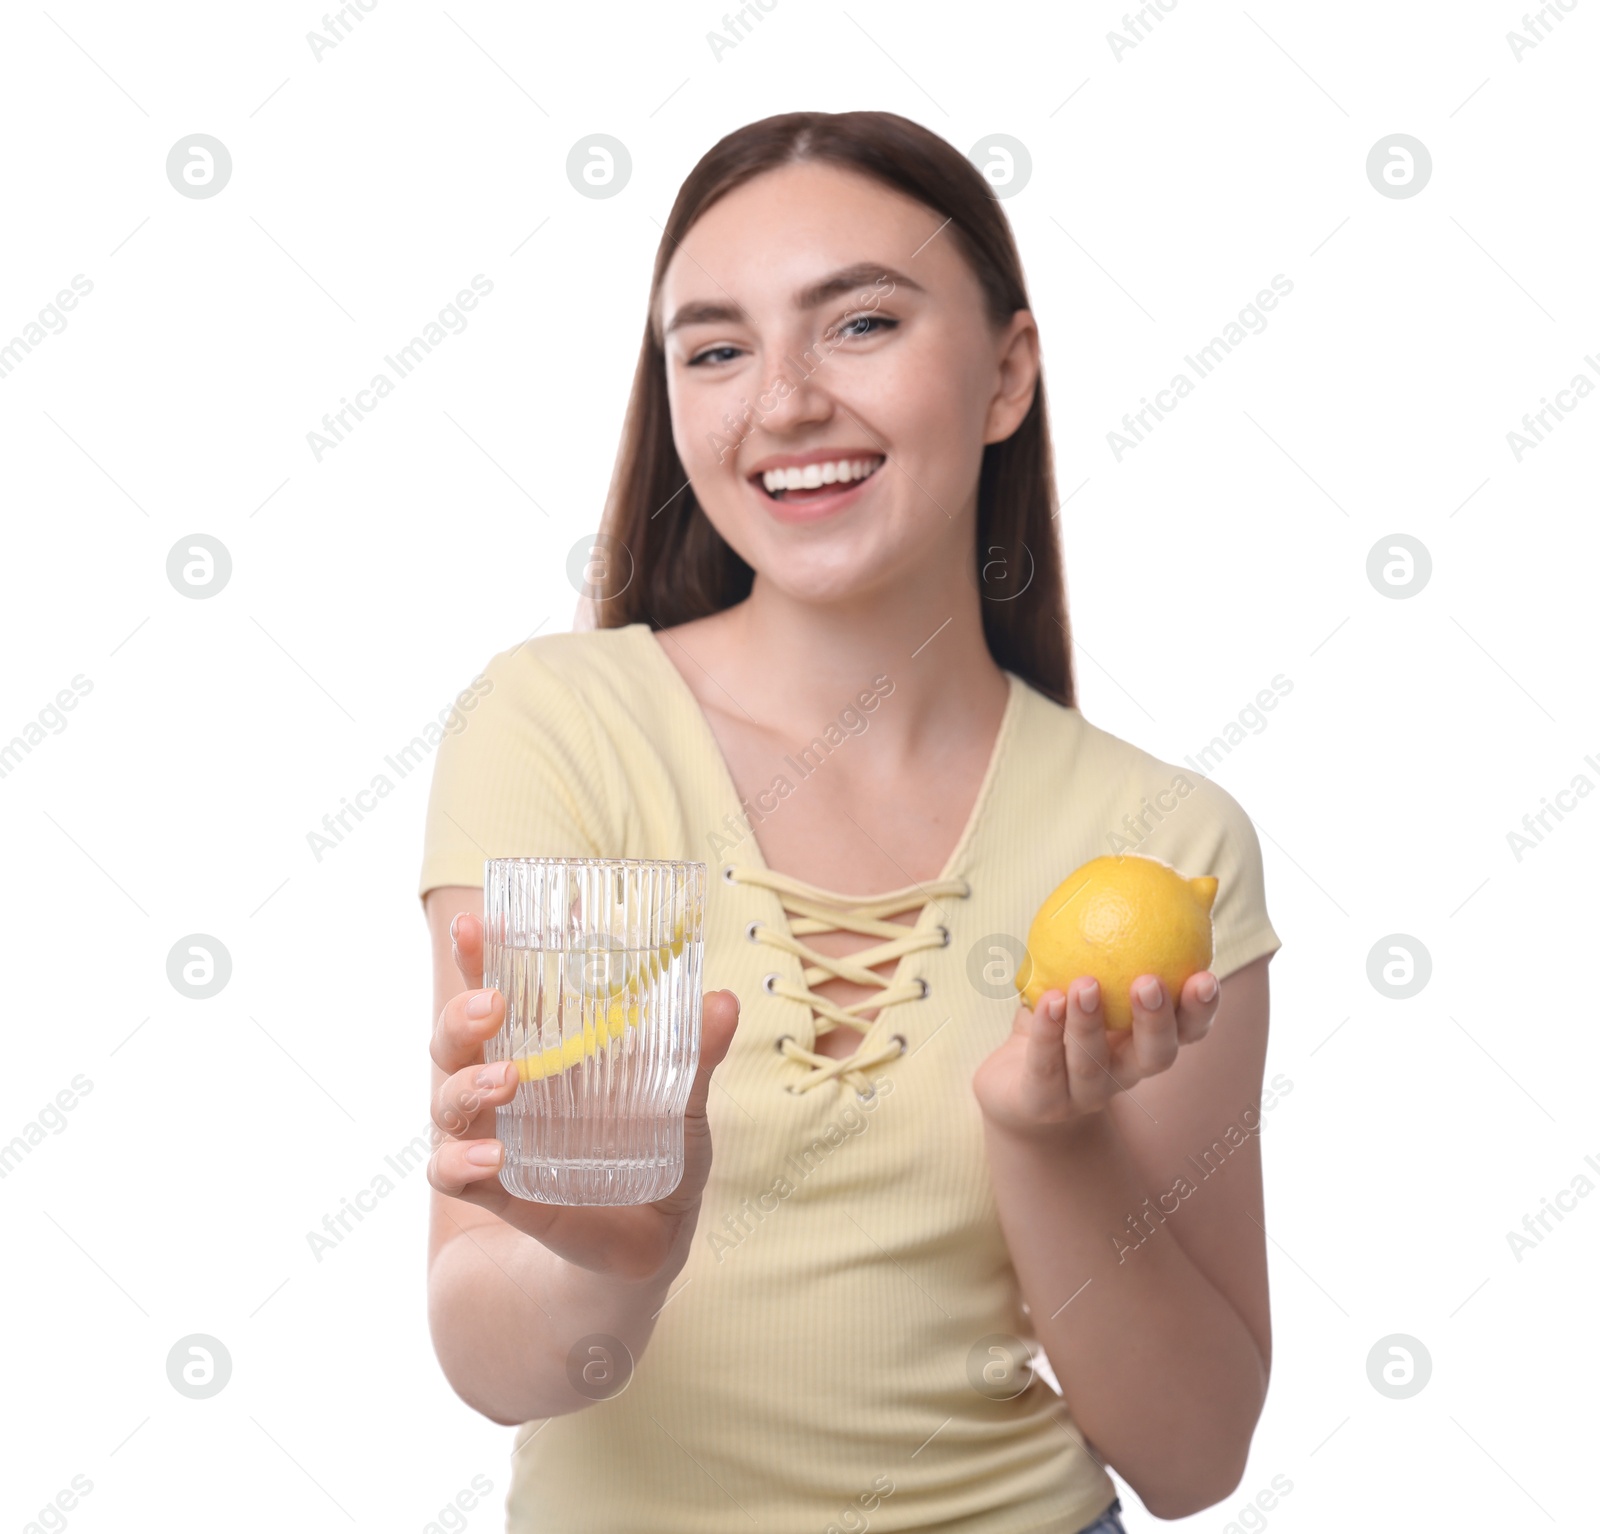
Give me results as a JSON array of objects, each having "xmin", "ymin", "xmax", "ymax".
[{"xmin": 420, "ymin": 110, "xmax": 1280, "ymax": 1532}]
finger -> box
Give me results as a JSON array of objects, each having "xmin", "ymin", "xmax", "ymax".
[
  {"xmin": 1020, "ymin": 991, "xmax": 1070, "ymax": 1088},
  {"xmin": 1063, "ymin": 977, "xmax": 1117, "ymax": 1106},
  {"xmin": 432, "ymin": 1057, "xmax": 520, "ymax": 1141},
  {"xmin": 427, "ymin": 1130, "xmax": 510, "ymax": 1198},
  {"xmin": 451, "ymin": 910, "xmax": 485, "ymax": 992},
  {"xmin": 1127, "ymin": 974, "xmax": 1180, "ymax": 1078},
  {"xmin": 430, "ymin": 984, "xmax": 503, "ymax": 1075},
  {"xmin": 426, "ymin": 1139, "xmax": 593, "ymax": 1265},
  {"xmin": 654, "ymin": 988, "xmax": 741, "ymax": 1218},
  {"xmin": 1174, "ymin": 970, "xmax": 1220, "ymax": 1045}
]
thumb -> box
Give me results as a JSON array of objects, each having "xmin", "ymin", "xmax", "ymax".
[
  {"xmin": 451, "ymin": 910, "xmax": 485, "ymax": 992},
  {"xmin": 684, "ymin": 989, "xmax": 741, "ymax": 1123},
  {"xmin": 654, "ymin": 989, "xmax": 740, "ymax": 1218}
]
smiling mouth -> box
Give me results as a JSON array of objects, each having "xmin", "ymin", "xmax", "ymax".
[{"xmin": 755, "ymin": 454, "xmax": 886, "ymax": 502}]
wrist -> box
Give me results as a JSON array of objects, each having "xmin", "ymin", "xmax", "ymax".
[{"xmin": 981, "ymin": 1104, "xmax": 1114, "ymax": 1157}]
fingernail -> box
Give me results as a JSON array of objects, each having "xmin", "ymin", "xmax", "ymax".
[
  {"xmin": 1047, "ymin": 992, "xmax": 1066, "ymax": 1023},
  {"xmin": 1138, "ymin": 977, "xmax": 1163, "ymax": 1010},
  {"xmin": 1079, "ymin": 979, "xmax": 1100, "ymax": 1012},
  {"xmin": 465, "ymin": 1141, "xmax": 502, "ymax": 1167},
  {"xmin": 466, "ymin": 989, "xmax": 497, "ymax": 1019},
  {"xmin": 474, "ymin": 1061, "xmax": 512, "ymax": 1088},
  {"xmin": 1195, "ymin": 973, "xmax": 1219, "ymax": 1004},
  {"xmin": 450, "ymin": 913, "xmax": 460, "ymax": 942}
]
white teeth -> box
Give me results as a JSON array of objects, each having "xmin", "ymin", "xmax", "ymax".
[{"xmin": 760, "ymin": 456, "xmax": 883, "ymax": 495}]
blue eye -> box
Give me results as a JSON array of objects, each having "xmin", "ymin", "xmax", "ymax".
[
  {"xmin": 831, "ymin": 314, "xmax": 896, "ymax": 341},
  {"xmin": 687, "ymin": 345, "xmax": 742, "ymax": 367}
]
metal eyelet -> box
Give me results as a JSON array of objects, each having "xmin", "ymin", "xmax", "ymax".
[
  {"xmin": 774, "ymin": 1032, "xmax": 793, "ymax": 1053},
  {"xmin": 855, "ymin": 1084, "xmax": 877, "ymax": 1102},
  {"xmin": 762, "ymin": 972, "xmax": 781, "ymax": 994},
  {"xmin": 890, "ymin": 1033, "xmax": 907, "ymax": 1053},
  {"xmin": 722, "ymin": 863, "xmax": 738, "ymax": 884},
  {"xmin": 784, "ymin": 1084, "xmax": 801, "ymax": 1094},
  {"xmin": 915, "ymin": 977, "xmax": 930, "ymax": 999},
  {"xmin": 745, "ymin": 919, "xmax": 763, "ymax": 942},
  {"xmin": 935, "ymin": 924, "xmax": 951, "ymax": 947}
]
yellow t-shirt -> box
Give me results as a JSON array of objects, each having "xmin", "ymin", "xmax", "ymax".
[{"xmin": 418, "ymin": 622, "xmax": 1282, "ymax": 1534}]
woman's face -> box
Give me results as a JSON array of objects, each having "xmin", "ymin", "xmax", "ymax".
[{"xmin": 657, "ymin": 159, "xmax": 1038, "ymax": 608}]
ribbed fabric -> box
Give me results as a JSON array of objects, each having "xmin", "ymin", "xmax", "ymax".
[{"xmin": 418, "ymin": 623, "xmax": 1282, "ymax": 1534}]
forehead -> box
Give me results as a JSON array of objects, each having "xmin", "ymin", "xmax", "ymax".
[{"xmin": 659, "ymin": 159, "xmax": 959, "ymax": 314}]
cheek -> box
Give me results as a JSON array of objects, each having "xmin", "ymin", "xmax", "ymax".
[
  {"xmin": 868, "ymin": 372, "xmax": 985, "ymax": 509},
  {"xmin": 670, "ymin": 371, "xmax": 759, "ymax": 477},
  {"xmin": 666, "ymin": 372, "xmax": 712, "ymax": 459},
  {"xmin": 862, "ymin": 326, "xmax": 990, "ymax": 460}
]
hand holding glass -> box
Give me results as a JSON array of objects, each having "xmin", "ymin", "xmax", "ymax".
[{"xmin": 481, "ymin": 857, "xmax": 707, "ymax": 1206}]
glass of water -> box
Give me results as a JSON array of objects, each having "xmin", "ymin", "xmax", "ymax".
[{"xmin": 481, "ymin": 857, "xmax": 707, "ymax": 1206}]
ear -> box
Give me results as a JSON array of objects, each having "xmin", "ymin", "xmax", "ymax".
[{"xmin": 982, "ymin": 310, "xmax": 1041, "ymax": 446}]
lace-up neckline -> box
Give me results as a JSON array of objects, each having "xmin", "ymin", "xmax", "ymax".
[
  {"xmin": 635, "ymin": 627, "xmax": 1022, "ymax": 1097},
  {"xmin": 726, "ymin": 864, "xmax": 971, "ymax": 1097}
]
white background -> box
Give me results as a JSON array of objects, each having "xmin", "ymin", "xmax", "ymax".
[{"xmin": 2, "ymin": 1, "xmax": 1595, "ymax": 1529}]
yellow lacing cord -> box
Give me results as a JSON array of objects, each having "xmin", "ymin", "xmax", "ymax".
[{"xmin": 728, "ymin": 865, "xmax": 971, "ymax": 1096}]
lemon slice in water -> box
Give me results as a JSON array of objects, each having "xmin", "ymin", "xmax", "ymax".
[{"xmin": 512, "ymin": 915, "xmax": 689, "ymax": 1082}]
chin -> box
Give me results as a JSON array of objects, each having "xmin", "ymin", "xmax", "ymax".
[{"xmin": 750, "ymin": 538, "xmax": 913, "ymax": 607}]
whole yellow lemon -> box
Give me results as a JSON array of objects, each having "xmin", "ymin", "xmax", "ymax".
[{"xmin": 1015, "ymin": 855, "xmax": 1219, "ymax": 1029}]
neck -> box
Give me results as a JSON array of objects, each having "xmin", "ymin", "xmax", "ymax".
[{"xmin": 707, "ymin": 561, "xmax": 1008, "ymax": 757}]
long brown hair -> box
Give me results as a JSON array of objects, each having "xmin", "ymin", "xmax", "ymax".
[{"xmin": 587, "ymin": 110, "xmax": 1074, "ymax": 709}]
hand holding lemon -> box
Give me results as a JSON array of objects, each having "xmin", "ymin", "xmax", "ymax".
[
  {"xmin": 1016, "ymin": 855, "xmax": 1218, "ymax": 1029},
  {"xmin": 973, "ymin": 855, "xmax": 1223, "ymax": 1136}
]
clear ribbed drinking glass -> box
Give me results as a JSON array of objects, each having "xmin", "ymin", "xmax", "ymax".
[{"xmin": 481, "ymin": 857, "xmax": 706, "ymax": 1206}]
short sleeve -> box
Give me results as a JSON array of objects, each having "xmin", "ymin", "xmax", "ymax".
[
  {"xmin": 416, "ymin": 644, "xmax": 613, "ymax": 900},
  {"xmin": 1162, "ymin": 776, "xmax": 1282, "ymax": 982}
]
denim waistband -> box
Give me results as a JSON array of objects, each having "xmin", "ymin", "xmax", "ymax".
[{"xmin": 1074, "ymin": 1496, "xmax": 1126, "ymax": 1534}]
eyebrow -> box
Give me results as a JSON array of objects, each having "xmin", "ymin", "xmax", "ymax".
[{"xmin": 662, "ymin": 262, "xmax": 923, "ymax": 336}]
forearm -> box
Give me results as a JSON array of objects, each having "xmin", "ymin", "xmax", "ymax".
[
  {"xmin": 983, "ymin": 1111, "xmax": 1267, "ymax": 1518},
  {"xmin": 428, "ymin": 1213, "xmax": 691, "ymax": 1425}
]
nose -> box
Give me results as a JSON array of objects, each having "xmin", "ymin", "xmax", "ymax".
[{"xmin": 747, "ymin": 337, "xmax": 837, "ymax": 437}]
